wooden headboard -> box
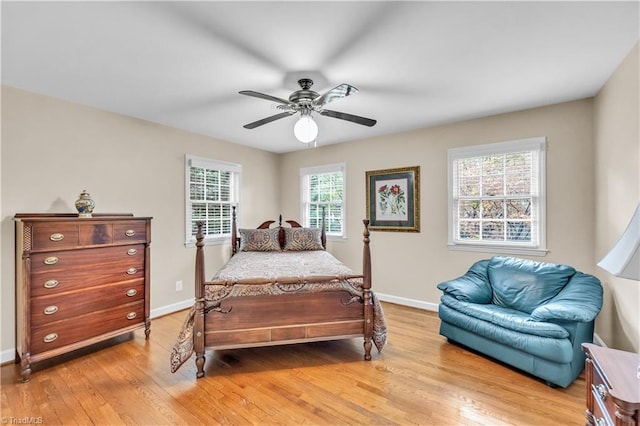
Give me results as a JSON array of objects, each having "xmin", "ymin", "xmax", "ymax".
[{"xmin": 230, "ymin": 207, "xmax": 327, "ymax": 255}]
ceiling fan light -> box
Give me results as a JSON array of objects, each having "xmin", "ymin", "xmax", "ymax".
[{"xmin": 294, "ymin": 115, "xmax": 318, "ymax": 143}]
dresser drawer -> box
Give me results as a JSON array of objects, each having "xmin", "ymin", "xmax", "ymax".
[
  {"xmin": 30, "ymin": 259, "xmax": 144, "ymax": 297},
  {"xmin": 31, "ymin": 301, "xmax": 145, "ymax": 354},
  {"xmin": 591, "ymin": 388, "xmax": 613, "ymax": 426},
  {"xmin": 31, "ymin": 279, "xmax": 145, "ymax": 327},
  {"xmin": 78, "ymin": 223, "xmax": 114, "ymax": 246},
  {"xmin": 30, "ymin": 244, "xmax": 145, "ymax": 274},
  {"xmin": 113, "ymin": 221, "xmax": 148, "ymax": 243},
  {"xmin": 592, "ymin": 363, "xmax": 616, "ymax": 424},
  {"xmin": 31, "ymin": 224, "xmax": 79, "ymax": 251}
]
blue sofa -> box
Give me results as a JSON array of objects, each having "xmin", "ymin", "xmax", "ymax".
[{"xmin": 437, "ymin": 256, "xmax": 603, "ymax": 388}]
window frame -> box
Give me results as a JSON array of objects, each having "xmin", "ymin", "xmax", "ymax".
[
  {"xmin": 447, "ymin": 137, "xmax": 547, "ymax": 256},
  {"xmin": 185, "ymin": 155, "xmax": 241, "ymax": 247},
  {"xmin": 300, "ymin": 163, "xmax": 347, "ymax": 240}
]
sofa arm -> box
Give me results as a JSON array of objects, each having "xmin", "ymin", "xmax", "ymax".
[
  {"xmin": 530, "ymin": 272, "xmax": 603, "ymax": 322},
  {"xmin": 437, "ymin": 259, "xmax": 492, "ymax": 304}
]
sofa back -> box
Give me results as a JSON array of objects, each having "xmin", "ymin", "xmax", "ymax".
[{"xmin": 488, "ymin": 256, "xmax": 576, "ymax": 313}]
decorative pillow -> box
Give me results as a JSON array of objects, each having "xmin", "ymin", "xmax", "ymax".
[
  {"xmin": 238, "ymin": 228, "xmax": 281, "ymax": 252},
  {"xmin": 283, "ymin": 227, "xmax": 324, "ymax": 251}
]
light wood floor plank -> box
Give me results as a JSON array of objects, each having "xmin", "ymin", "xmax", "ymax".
[{"xmin": 2, "ymin": 302, "xmax": 587, "ymax": 425}]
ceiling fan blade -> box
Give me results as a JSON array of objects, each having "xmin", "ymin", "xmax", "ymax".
[
  {"xmin": 243, "ymin": 111, "xmax": 295, "ymax": 129},
  {"xmin": 239, "ymin": 90, "xmax": 291, "ymax": 105},
  {"xmin": 314, "ymin": 84, "xmax": 358, "ymax": 107},
  {"xmin": 319, "ymin": 109, "xmax": 377, "ymax": 127}
]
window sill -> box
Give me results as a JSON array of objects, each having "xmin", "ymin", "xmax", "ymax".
[
  {"xmin": 184, "ymin": 237, "xmax": 229, "ymax": 248},
  {"xmin": 447, "ymin": 243, "xmax": 548, "ymax": 257}
]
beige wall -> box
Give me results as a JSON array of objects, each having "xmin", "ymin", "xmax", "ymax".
[
  {"xmin": 2, "ymin": 42, "xmax": 636, "ymax": 358},
  {"xmin": 0, "ymin": 86, "xmax": 280, "ymax": 358},
  {"xmin": 594, "ymin": 42, "xmax": 640, "ymax": 352},
  {"xmin": 280, "ymin": 99, "xmax": 596, "ymax": 310}
]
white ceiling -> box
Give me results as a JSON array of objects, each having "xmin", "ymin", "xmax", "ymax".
[{"xmin": 2, "ymin": 1, "xmax": 638, "ymax": 153}]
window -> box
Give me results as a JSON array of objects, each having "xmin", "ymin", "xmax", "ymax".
[
  {"xmin": 185, "ymin": 155, "xmax": 241, "ymax": 246},
  {"xmin": 300, "ymin": 163, "xmax": 346, "ymax": 238},
  {"xmin": 448, "ymin": 137, "xmax": 547, "ymax": 255}
]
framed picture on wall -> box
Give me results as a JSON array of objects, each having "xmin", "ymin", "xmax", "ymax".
[{"xmin": 366, "ymin": 166, "xmax": 420, "ymax": 232}]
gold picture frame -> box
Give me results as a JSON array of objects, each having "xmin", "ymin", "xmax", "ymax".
[{"xmin": 366, "ymin": 166, "xmax": 420, "ymax": 232}]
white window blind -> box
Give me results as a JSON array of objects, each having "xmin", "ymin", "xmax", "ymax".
[
  {"xmin": 448, "ymin": 137, "xmax": 547, "ymax": 255},
  {"xmin": 185, "ymin": 155, "xmax": 241, "ymax": 246},
  {"xmin": 300, "ymin": 163, "xmax": 346, "ymax": 238}
]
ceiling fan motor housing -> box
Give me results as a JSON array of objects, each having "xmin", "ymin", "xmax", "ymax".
[{"xmin": 289, "ymin": 79, "xmax": 319, "ymax": 105}]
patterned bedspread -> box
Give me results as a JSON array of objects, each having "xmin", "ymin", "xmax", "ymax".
[{"xmin": 170, "ymin": 251, "xmax": 387, "ymax": 373}]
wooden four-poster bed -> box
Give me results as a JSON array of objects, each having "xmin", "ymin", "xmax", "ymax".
[{"xmin": 170, "ymin": 210, "xmax": 386, "ymax": 378}]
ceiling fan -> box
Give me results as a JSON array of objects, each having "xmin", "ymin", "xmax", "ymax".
[{"xmin": 239, "ymin": 78, "xmax": 377, "ymax": 143}]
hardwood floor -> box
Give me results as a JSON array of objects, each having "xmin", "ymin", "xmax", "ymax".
[{"xmin": 1, "ymin": 302, "xmax": 586, "ymax": 425}]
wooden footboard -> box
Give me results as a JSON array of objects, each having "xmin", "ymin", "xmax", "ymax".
[
  {"xmin": 204, "ymin": 291, "xmax": 365, "ymax": 348},
  {"xmin": 193, "ymin": 217, "xmax": 373, "ymax": 378}
]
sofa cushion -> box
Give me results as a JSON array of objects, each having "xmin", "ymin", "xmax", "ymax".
[
  {"xmin": 488, "ymin": 256, "xmax": 576, "ymax": 314},
  {"xmin": 530, "ymin": 272, "xmax": 603, "ymax": 322},
  {"xmin": 438, "ymin": 304, "xmax": 574, "ymax": 364},
  {"xmin": 440, "ymin": 295, "xmax": 569, "ymax": 339},
  {"xmin": 436, "ymin": 259, "xmax": 492, "ymax": 304}
]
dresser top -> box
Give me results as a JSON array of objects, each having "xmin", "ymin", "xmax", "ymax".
[
  {"xmin": 15, "ymin": 213, "xmax": 152, "ymax": 221},
  {"xmin": 583, "ymin": 343, "xmax": 640, "ymax": 407}
]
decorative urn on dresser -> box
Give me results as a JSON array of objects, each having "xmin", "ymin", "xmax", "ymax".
[
  {"xmin": 14, "ymin": 213, "xmax": 152, "ymax": 382},
  {"xmin": 74, "ymin": 189, "xmax": 96, "ymax": 218}
]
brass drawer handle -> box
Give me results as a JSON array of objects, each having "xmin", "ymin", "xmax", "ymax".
[
  {"xmin": 126, "ymin": 268, "xmax": 138, "ymax": 275},
  {"xmin": 44, "ymin": 256, "xmax": 59, "ymax": 265},
  {"xmin": 49, "ymin": 233, "xmax": 64, "ymax": 242},
  {"xmin": 126, "ymin": 312, "xmax": 137, "ymax": 320},
  {"xmin": 125, "ymin": 229, "xmax": 136, "ymax": 237},
  {"xmin": 44, "ymin": 305, "xmax": 59, "ymax": 315},
  {"xmin": 127, "ymin": 248, "xmax": 138, "ymax": 256},
  {"xmin": 126, "ymin": 289, "xmax": 137, "ymax": 297},
  {"xmin": 43, "ymin": 333, "xmax": 58, "ymax": 343},
  {"xmin": 595, "ymin": 384, "xmax": 608, "ymax": 400},
  {"xmin": 43, "ymin": 279, "xmax": 59, "ymax": 289}
]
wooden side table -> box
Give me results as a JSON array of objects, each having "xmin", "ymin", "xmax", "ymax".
[{"xmin": 583, "ymin": 343, "xmax": 640, "ymax": 426}]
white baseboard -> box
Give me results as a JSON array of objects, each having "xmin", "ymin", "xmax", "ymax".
[
  {"xmin": 593, "ymin": 333, "xmax": 607, "ymax": 347},
  {"xmin": 1, "ymin": 348, "xmax": 16, "ymax": 365},
  {"xmin": 150, "ymin": 298, "xmax": 193, "ymax": 319},
  {"xmin": 376, "ymin": 293, "xmax": 439, "ymax": 312}
]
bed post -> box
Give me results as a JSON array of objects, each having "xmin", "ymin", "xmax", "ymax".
[
  {"xmin": 231, "ymin": 206, "xmax": 238, "ymax": 256},
  {"xmin": 321, "ymin": 206, "xmax": 327, "ymax": 249},
  {"xmin": 362, "ymin": 219, "xmax": 373, "ymax": 361},
  {"xmin": 194, "ymin": 221, "xmax": 206, "ymax": 378}
]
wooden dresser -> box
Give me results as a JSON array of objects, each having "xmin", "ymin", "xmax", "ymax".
[
  {"xmin": 14, "ymin": 213, "xmax": 152, "ymax": 382},
  {"xmin": 583, "ymin": 343, "xmax": 640, "ymax": 426}
]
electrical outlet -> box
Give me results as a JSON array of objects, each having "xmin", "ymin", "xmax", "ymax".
[{"xmin": 176, "ymin": 280, "xmax": 183, "ymax": 292}]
